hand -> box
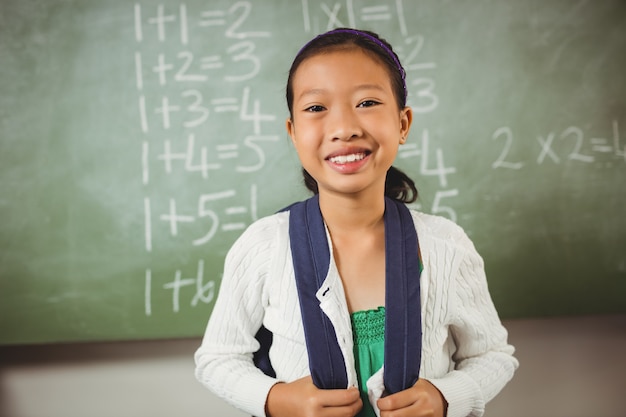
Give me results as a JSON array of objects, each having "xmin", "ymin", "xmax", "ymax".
[
  {"xmin": 377, "ymin": 379, "xmax": 447, "ymax": 417},
  {"xmin": 265, "ymin": 375, "xmax": 363, "ymax": 417}
]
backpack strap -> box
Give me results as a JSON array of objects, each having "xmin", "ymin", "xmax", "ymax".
[
  {"xmin": 382, "ymin": 196, "xmax": 422, "ymax": 394},
  {"xmin": 289, "ymin": 195, "xmax": 422, "ymax": 393},
  {"xmin": 289, "ymin": 195, "xmax": 349, "ymax": 389}
]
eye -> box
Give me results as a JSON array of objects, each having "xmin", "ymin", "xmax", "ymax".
[
  {"xmin": 357, "ymin": 100, "xmax": 381, "ymax": 108},
  {"xmin": 304, "ymin": 105, "xmax": 325, "ymax": 112}
]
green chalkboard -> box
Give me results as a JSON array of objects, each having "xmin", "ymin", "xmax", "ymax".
[{"xmin": 1, "ymin": 0, "xmax": 625, "ymax": 345}]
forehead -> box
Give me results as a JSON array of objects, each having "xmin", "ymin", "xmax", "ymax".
[{"xmin": 291, "ymin": 47, "xmax": 392, "ymax": 89}]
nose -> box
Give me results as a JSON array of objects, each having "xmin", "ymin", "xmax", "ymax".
[{"xmin": 327, "ymin": 104, "xmax": 362, "ymax": 142}]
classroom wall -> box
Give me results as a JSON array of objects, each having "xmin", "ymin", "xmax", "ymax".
[
  {"xmin": 3, "ymin": 0, "xmax": 625, "ymax": 347},
  {"xmin": 1, "ymin": 314, "xmax": 624, "ymax": 417}
]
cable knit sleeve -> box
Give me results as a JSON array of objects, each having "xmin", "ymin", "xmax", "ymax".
[
  {"xmin": 420, "ymin": 216, "xmax": 519, "ymax": 417},
  {"xmin": 194, "ymin": 216, "xmax": 281, "ymax": 417}
]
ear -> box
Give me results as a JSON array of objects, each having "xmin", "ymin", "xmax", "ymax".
[
  {"xmin": 286, "ymin": 117, "xmax": 296, "ymax": 145},
  {"xmin": 399, "ymin": 106, "xmax": 413, "ymax": 144}
]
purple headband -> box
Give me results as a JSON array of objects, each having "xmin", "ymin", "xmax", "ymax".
[{"xmin": 297, "ymin": 28, "xmax": 407, "ymax": 100}]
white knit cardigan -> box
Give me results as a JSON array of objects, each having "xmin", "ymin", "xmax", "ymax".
[{"xmin": 195, "ymin": 209, "xmax": 518, "ymax": 417}]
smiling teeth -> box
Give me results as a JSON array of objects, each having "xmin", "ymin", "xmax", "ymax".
[{"xmin": 329, "ymin": 153, "xmax": 366, "ymax": 164}]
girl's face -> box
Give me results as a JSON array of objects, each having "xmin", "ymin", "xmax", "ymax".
[{"xmin": 287, "ymin": 48, "xmax": 412, "ymax": 199}]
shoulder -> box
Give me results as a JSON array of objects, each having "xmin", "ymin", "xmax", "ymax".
[
  {"xmin": 225, "ymin": 211, "xmax": 290, "ymax": 261},
  {"xmin": 408, "ymin": 210, "xmax": 477, "ymax": 254},
  {"xmin": 242, "ymin": 211, "xmax": 290, "ymax": 237}
]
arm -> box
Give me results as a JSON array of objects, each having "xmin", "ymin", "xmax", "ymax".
[
  {"xmin": 194, "ymin": 217, "xmax": 363, "ymax": 417},
  {"xmin": 194, "ymin": 220, "xmax": 278, "ymax": 417},
  {"xmin": 427, "ymin": 242, "xmax": 519, "ymax": 417}
]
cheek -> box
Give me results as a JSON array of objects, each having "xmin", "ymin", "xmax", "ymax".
[
  {"xmin": 294, "ymin": 138, "xmax": 320, "ymax": 163},
  {"xmin": 292, "ymin": 120, "xmax": 321, "ymax": 145}
]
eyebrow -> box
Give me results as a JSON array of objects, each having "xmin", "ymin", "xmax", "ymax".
[{"xmin": 297, "ymin": 83, "xmax": 388, "ymax": 100}]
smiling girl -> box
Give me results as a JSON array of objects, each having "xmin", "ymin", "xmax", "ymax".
[{"xmin": 195, "ymin": 29, "xmax": 518, "ymax": 417}]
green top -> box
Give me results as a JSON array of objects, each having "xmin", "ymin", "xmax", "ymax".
[{"xmin": 351, "ymin": 307, "xmax": 386, "ymax": 417}]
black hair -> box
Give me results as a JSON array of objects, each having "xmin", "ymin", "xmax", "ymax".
[{"xmin": 287, "ymin": 28, "xmax": 418, "ymax": 204}]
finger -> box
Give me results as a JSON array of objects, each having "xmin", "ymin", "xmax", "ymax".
[
  {"xmin": 377, "ymin": 387, "xmax": 420, "ymax": 411},
  {"xmin": 267, "ymin": 377, "xmax": 362, "ymax": 417},
  {"xmin": 318, "ymin": 386, "xmax": 362, "ymax": 407},
  {"xmin": 294, "ymin": 376, "xmax": 360, "ymax": 406},
  {"xmin": 322, "ymin": 390, "xmax": 363, "ymax": 417},
  {"xmin": 378, "ymin": 380, "xmax": 446, "ymax": 417}
]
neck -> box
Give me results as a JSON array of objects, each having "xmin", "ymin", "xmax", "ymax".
[{"xmin": 317, "ymin": 191, "xmax": 386, "ymax": 234}]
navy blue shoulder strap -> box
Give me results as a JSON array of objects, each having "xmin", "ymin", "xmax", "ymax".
[
  {"xmin": 382, "ymin": 196, "xmax": 422, "ymax": 394},
  {"xmin": 289, "ymin": 195, "xmax": 348, "ymax": 389},
  {"xmin": 288, "ymin": 195, "xmax": 422, "ymax": 393}
]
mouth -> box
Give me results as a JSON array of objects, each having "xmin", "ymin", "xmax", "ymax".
[
  {"xmin": 325, "ymin": 149, "xmax": 371, "ymax": 165},
  {"xmin": 327, "ymin": 152, "xmax": 368, "ymax": 164},
  {"xmin": 325, "ymin": 149, "xmax": 371, "ymax": 173}
]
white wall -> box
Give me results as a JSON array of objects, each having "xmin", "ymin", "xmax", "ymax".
[{"xmin": 1, "ymin": 314, "xmax": 624, "ymax": 417}]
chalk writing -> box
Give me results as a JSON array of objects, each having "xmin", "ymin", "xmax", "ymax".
[
  {"xmin": 402, "ymin": 35, "xmax": 438, "ymax": 114},
  {"xmin": 134, "ymin": 2, "xmax": 275, "ymax": 315},
  {"xmin": 142, "ymin": 185, "xmax": 258, "ymax": 251},
  {"xmin": 393, "ymin": 24, "xmax": 458, "ymax": 222},
  {"xmin": 492, "ymin": 127, "xmax": 524, "ymax": 170},
  {"xmin": 301, "ymin": 0, "xmax": 409, "ymax": 36},
  {"xmin": 135, "ymin": 2, "xmax": 269, "ymax": 45},
  {"xmin": 492, "ymin": 121, "xmax": 625, "ymax": 169},
  {"xmin": 400, "ymin": 130, "xmax": 459, "ymax": 222},
  {"xmin": 432, "ymin": 189, "xmax": 460, "ymax": 223},
  {"xmin": 145, "ymin": 260, "xmax": 216, "ymax": 315}
]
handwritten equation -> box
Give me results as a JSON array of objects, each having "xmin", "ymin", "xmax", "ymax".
[
  {"xmin": 492, "ymin": 121, "xmax": 625, "ymax": 169},
  {"xmin": 133, "ymin": 2, "xmax": 278, "ymax": 316}
]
